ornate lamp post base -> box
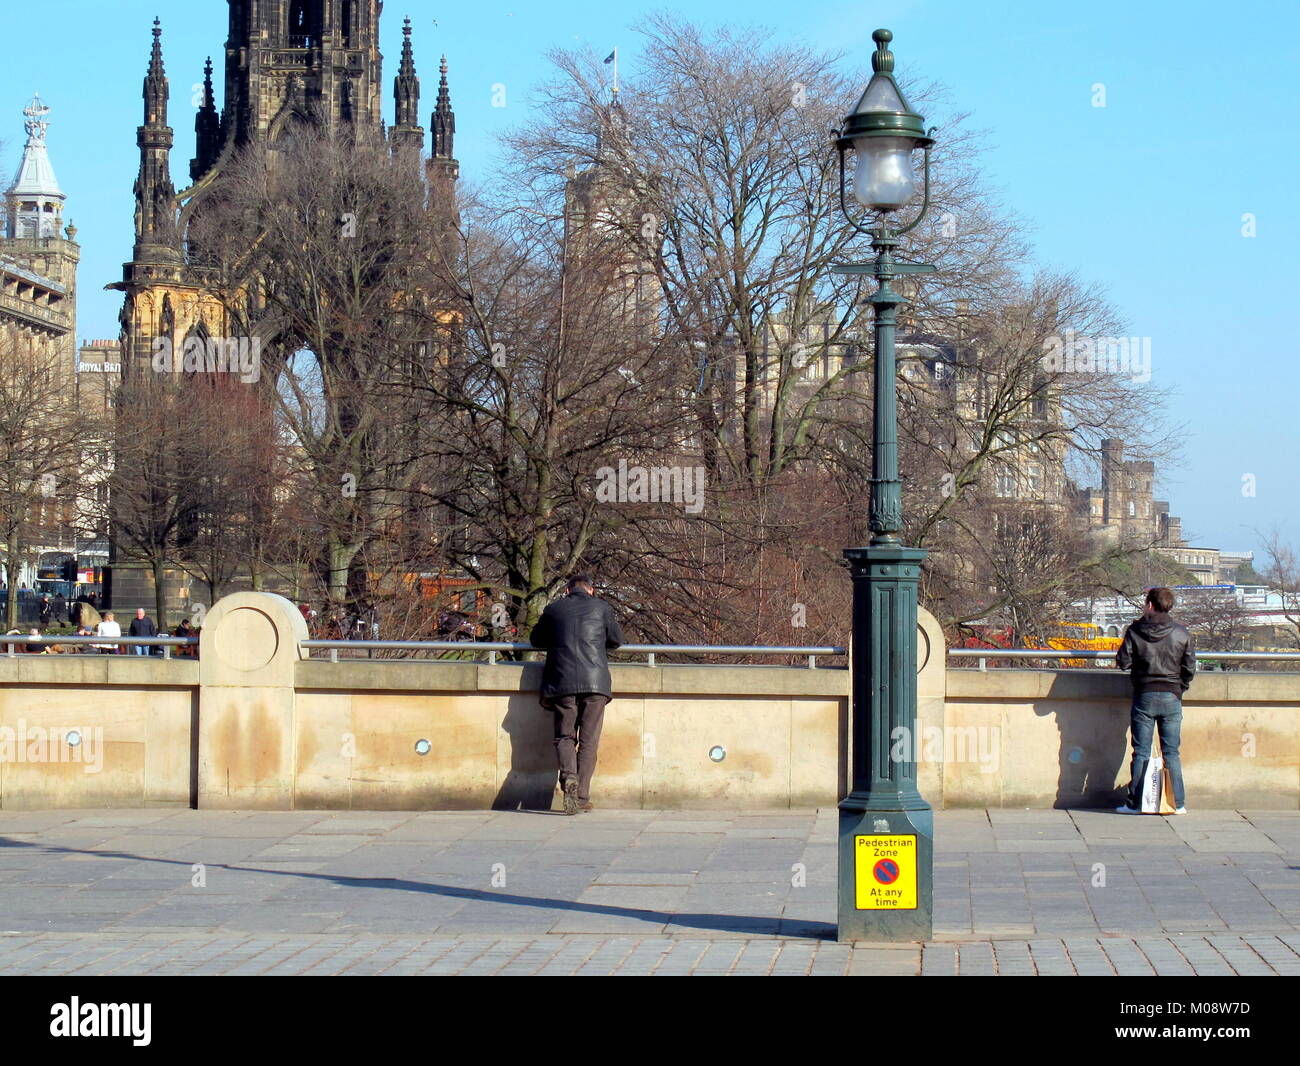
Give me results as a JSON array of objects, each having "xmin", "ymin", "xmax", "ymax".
[{"xmin": 837, "ymin": 544, "xmax": 934, "ymax": 942}]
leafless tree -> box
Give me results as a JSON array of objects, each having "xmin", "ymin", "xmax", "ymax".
[
  {"xmin": 0, "ymin": 328, "xmax": 91, "ymax": 629},
  {"xmin": 187, "ymin": 116, "xmax": 438, "ymax": 613},
  {"xmin": 1260, "ymin": 530, "xmax": 1300, "ymax": 649},
  {"xmin": 1177, "ymin": 587, "xmax": 1252, "ymax": 652}
]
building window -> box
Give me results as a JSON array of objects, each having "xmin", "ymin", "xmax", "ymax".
[
  {"xmin": 995, "ymin": 471, "xmax": 1016, "ymax": 498},
  {"xmin": 1026, "ymin": 463, "xmax": 1043, "ymax": 495},
  {"xmin": 1128, "ymin": 501, "xmax": 1135, "ymax": 517}
]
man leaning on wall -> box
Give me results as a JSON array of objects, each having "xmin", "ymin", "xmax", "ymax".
[
  {"xmin": 529, "ymin": 574, "xmax": 624, "ymax": 815},
  {"xmin": 1114, "ymin": 586, "xmax": 1196, "ymax": 815}
]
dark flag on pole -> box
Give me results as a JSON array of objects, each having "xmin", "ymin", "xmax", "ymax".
[{"xmin": 605, "ymin": 48, "xmax": 619, "ymax": 95}]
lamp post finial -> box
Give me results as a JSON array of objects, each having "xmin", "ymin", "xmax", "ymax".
[{"xmin": 871, "ymin": 29, "xmax": 895, "ymax": 73}]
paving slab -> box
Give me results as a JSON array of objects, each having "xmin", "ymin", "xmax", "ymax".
[{"xmin": 1, "ymin": 808, "xmax": 1297, "ymax": 973}]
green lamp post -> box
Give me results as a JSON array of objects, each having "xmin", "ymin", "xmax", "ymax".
[{"xmin": 833, "ymin": 28, "xmax": 936, "ymax": 942}]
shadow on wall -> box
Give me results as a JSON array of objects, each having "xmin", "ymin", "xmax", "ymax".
[
  {"xmin": 493, "ymin": 692, "xmax": 557, "ymax": 812},
  {"xmin": 1040, "ymin": 675, "xmax": 1129, "ymax": 809}
]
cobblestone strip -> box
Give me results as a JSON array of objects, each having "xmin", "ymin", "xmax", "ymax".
[
  {"xmin": 732, "ymin": 940, "xmax": 781, "ymax": 976},
  {"xmin": 532, "ymin": 937, "xmax": 604, "ymax": 976},
  {"xmin": 768, "ymin": 941, "xmax": 818, "ymax": 976},
  {"xmin": 1096, "ymin": 937, "xmax": 1157, "ymax": 976},
  {"xmin": 1061, "ymin": 937, "xmax": 1116, "ymax": 976},
  {"xmin": 1132, "ymin": 937, "xmax": 1196, "ymax": 976},
  {"xmin": 610, "ymin": 938, "xmax": 674, "ymax": 975},
  {"xmin": 990, "ymin": 940, "xmax": 1036, "ymax": 976},
  {"xmin": 1206, "ymin": 935, "xmax": 1277, "ymax": 976},
  {"xmin": 379, "ymin": 938, "xmax": 466, "ymax": 975},
  {"xmin": 572, "ymin": 938, "xmax": 640, "ymax": 977},
  {"xmin": 1027, "ymin": 938, "xmax": 1074, "ymax": 976},
  {"xmin": 1240, "ymin": 935, "xmax": 1300, "ymax": 976},
  {"xmin": 495, "ymin": 938, "xmax": 575, "ymax": 976},
  {"xmin": 456, "ymin": 938, "xmax": 536, "ymax": 976},
  {"xmin": 920, "ymin": 944, "xmax": 957, "ymax": 976},
  {"xmin": 1170, "ymin": 936, "xmax": 1236, "ymax": 976},
  {"xmin": 955, "ymin": 941, "xmax": 996, "ymax": 976}
]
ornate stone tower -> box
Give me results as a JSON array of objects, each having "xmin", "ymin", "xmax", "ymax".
[
  {"xmin": 1, "ymin": 94, "xmax": 83, "ymax": 585},
  {"xmin": 110, "ymin": 4, "xmax": 460, "ymax": 613},
  {"xmin": 114, "ymin": 19, "xmax": 223, "ymax": 377},
  {"xmin": 216, "ymin": 0, "xmax": 386, "ymax": 150},
  {"xmin": 2, "ymin": 93, "xmax": 80, "ymax": 372},
  {"xmin": 114, "ymin": 5, "xmax": 459, "ymax": 376},
  {"xmin": 564, "ymin": 97, "xmax": 661, "ymax": 338}
]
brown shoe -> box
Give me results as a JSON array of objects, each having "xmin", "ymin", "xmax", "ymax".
[{"xmin": 580, "ymin": 801, "xmax": 594, "ymax": 813}]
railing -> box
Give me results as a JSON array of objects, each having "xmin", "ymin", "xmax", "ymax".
[
  {"xmin": 300, "ymin": 640, "xmax": 846, "ymax": 668},
  {"xmin": 948, "ymin": 648, "xmax": 1300, "ymax": 670},
  {"xmin": 2, "ymin": 635, "xmax": 197, "ymax": 659}
]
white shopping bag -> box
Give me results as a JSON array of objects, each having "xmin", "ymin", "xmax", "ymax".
[{"xmin": 1139, "ymin": 749, "xmax": 1165, "ymax": 813}]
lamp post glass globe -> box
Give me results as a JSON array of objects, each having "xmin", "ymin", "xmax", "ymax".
[{"xmin": 852, "ymin": 135, "xmax": 918, "ymax": 212}]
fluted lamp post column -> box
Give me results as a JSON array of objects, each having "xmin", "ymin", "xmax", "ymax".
[{"xmin": 833, "ymin": 28, "xmax": 937, "ymax": 942}]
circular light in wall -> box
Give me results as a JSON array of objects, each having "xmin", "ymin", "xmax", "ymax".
[
  {"xmin": 708, "ymin": 745, "xmax": 726, "ymax": 763},
  {"xmin": 65, "ymin": 730, "xmax": 82, "ymax": 747},
  {"xmin": 1067, "ymin": 746, "xmax": 1083, "ymax": 765},
  {"xmin": 414, "ymin": 739, "xmax": 431, "ymax": 756}
]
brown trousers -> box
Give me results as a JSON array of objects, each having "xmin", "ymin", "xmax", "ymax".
[{"xmin": 547, "ymin": 693, "xmax": 609, "ymax": 803}]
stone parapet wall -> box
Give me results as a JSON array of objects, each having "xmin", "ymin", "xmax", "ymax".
[{"xmin": 0, "ymin": 594, "xmax": 1295, "ymax": 809}]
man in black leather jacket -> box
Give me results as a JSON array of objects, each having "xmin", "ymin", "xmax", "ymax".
[
  {"xmin": 530, "ymin": 574, "xmax": 624, "ymax": 814},
  {"xmin": 1115, "ymin": 586, "xmax": 1196, "ymax": 814}
]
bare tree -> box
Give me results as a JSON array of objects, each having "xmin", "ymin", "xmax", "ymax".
[
  {"xmin": 403, "ymin": 193, "xmax": 687, "ymax": 632},
  {"xmin": 1260, "ymin": 530, "xmax": 1300, "ymax": 649},
  {"xmin": 0, "ymin": 328, "xmax": 89, "ymax": 628},
  {"xmin": 188, "ymin": 116, "xmax": 438, "ymax": 613},
  {"xmin": 1177, "ymin": 587, "xmax": 1252, "ymax": 652}
]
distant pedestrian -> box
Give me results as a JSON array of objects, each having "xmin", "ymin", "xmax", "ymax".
[
  {"xmin": 1115, "ymin": 587, "xmax": 1196, "ymax": 815},
  {"xmin": 174, "ymin": 618, "xmax": 197, "ymax": 657},
  {"xmin": 95, "ymin": 612, "xmax": 121, "ymax": 654},
  {"xmin": 128, "ymin": 608, "xmax": 158, "ymax": 656},
  {"xmin": 39, "ymin": 596, "xmax": 52, "ymax": 626},
  {"xmin": 529, "ymin": 573, "xmax": 624, "ymax": 815},
  {"xmin": 54, "ymin": 592, "xmax": 67, "ymax": 623}
]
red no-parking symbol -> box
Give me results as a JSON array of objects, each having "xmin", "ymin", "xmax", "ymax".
[{"xmin": 873, "ymin": 859, "xmax": 900, "ymax": 885}]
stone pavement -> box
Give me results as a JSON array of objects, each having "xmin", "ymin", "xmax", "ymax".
[{"xmin": 0, "ymin": 807, "xmax": 1296, "ymax": 975}]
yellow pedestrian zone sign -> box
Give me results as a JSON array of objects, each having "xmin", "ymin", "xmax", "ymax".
[{"xmin": 855, "ymin": 834, "xmax": 918, "ymax": 910}]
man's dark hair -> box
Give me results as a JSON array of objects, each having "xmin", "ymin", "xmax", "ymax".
[
  {"xmin": 566, "ymin": 573, "xmax": 594, "ymax": 593},
  {"xmin": 1146, "ymin": 587, "xmax": 1175, "ymax": 613}
]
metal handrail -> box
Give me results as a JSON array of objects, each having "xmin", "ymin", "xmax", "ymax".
[
  {"xmin": 948, "ymin": 648, "xmax": 1300, "ymax": 660},
  {"xmin": 1, "ymin": 635, "xmax": 198, "ymax": 660},
  {"xmin": 949, "ymin": 647, "xmax": 1300, "ymax": 671},
  {"xmin": 300, "ymin": 640, "xmax": 846, "ymax": 668}
]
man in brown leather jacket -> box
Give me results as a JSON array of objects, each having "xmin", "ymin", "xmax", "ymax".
[{"xmin": 1114, "ymin": 586, "xmax": 1196, "ymax": 814}]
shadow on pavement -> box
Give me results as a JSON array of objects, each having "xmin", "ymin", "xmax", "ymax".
[{"xmin": 0, "ymin": 836, "xmax": 828, "ymax": 938}]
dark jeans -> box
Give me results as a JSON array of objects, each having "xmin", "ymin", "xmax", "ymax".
[
  {"xmin": 1126, "ymin": 690, "xmax": 1185, "ymax": 809},
  {"xmin": 547, "ymin": 693, "xmax": 609, "ymax": 803}
]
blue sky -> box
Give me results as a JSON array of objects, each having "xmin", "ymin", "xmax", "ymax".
[{"xmin": 4, "ymin": 0, "xmax": 1297, "ymax": 559}]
